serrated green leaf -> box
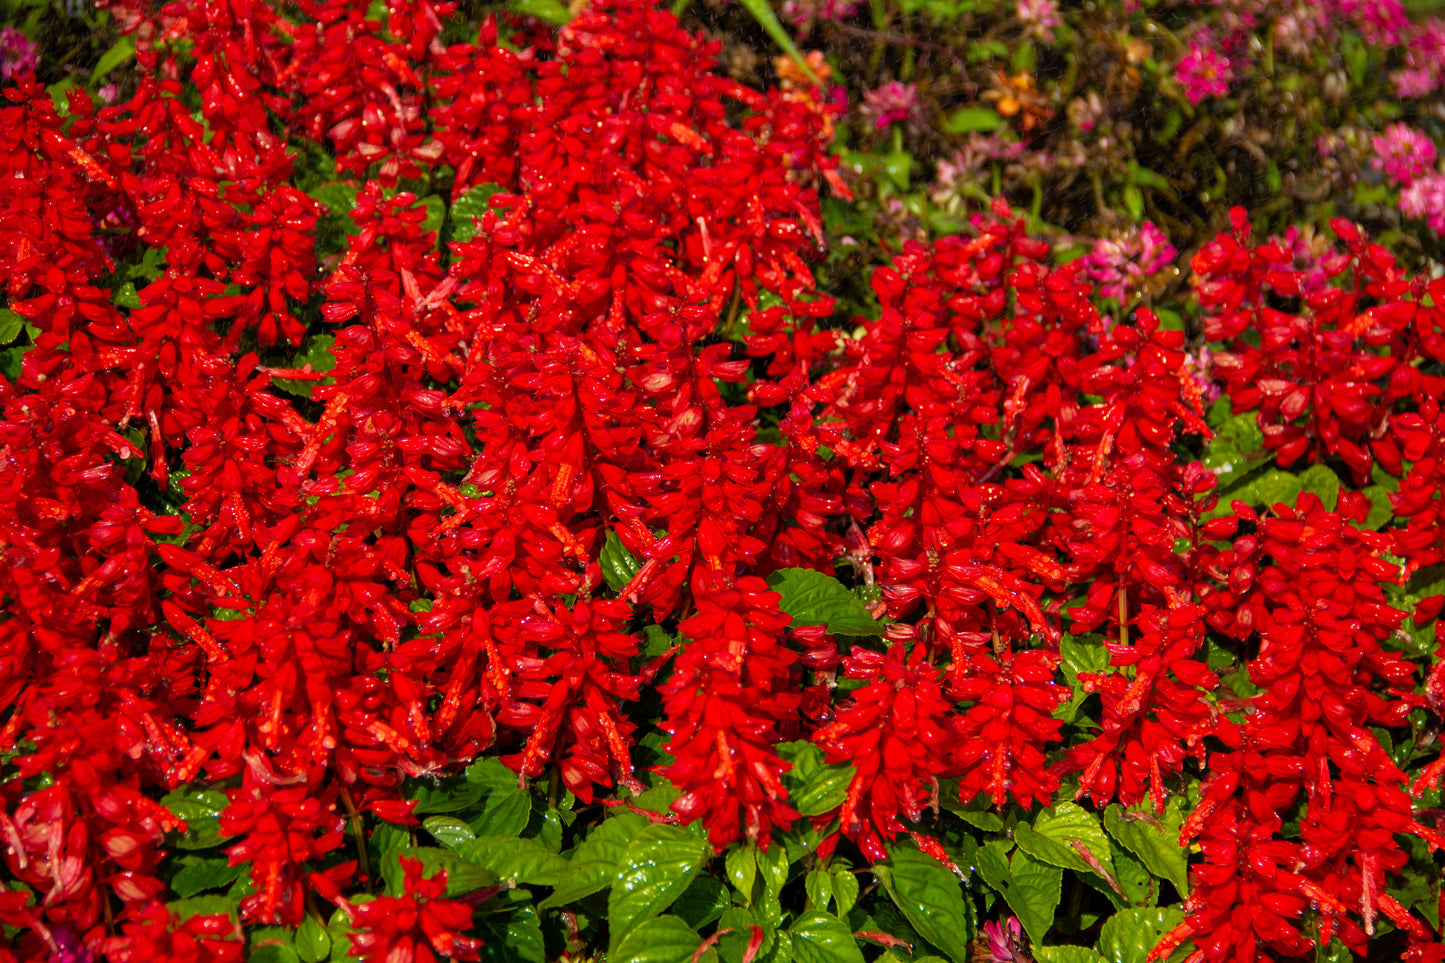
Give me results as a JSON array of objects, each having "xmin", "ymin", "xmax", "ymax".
[
  {"xmin": 162, "ymin": 787, "xmax": 235, "ymax": 850},
  {"xmin": 168, "ymin": 894, "xmax": 239, "ymax": 921},
  {"xmin": 464, "ymin": 757, "xmax": 519, "ymax": 791},
  {"xmin": 1251, "ymin": 470, "xmax": 1304, "ymax": 511},
  {"xmin": 789, "ymin": 910, "xmax": 866, "ymax": 963},
  {"xmin": 601, "ymin": 529, "xmax": 643, "ymax": 591},
  {"xmin": 379, "ymin": 847, "xmax": 498, "ymax": 898},
  {"xmin": 608, "ymin": 824, "xmax": 709, "ymax": 952},
  {"xmin": 674, "ymin": 875, "xmax": 730, "ymax": 929},
  {"xmin": 1096, "ymin": 907, "xmax": 1185, "ymax": 963},
  {"xmin": 1015, "ymin": 802, "xmax": 1116, "ymax": 881},
  {"xmin": 273, "ymin": 335, "xmax": 337, "ymax": 398},
  {"xmin": 295, "ymin": 915, "xmax": 331, "ymax": 963},
  {"xmin": 411, "ymin": 778, "xmax": 485, "ymax": 815},
  {"xmin": 449, "ymin": 183, "xmax": 505, "ymax": 244},
  {"xmin": 418, "ymin": 195, "xmax": 446, "ymax": 238},
  {"xmin": 611, "ymin": 914, "xmax": 704, "ymax": 963},
  {"xmin": 726, "ymin": 845, "xmax": 759, "ymax": 904},
  {"xmin": 832, "ymin": 867, "xmax": 859, "ymax": 918},
  {"xmin": 1035, "ymin": 948, "xmax": 1108, "ymax": 963},
  {"xmin": 457, "ymin": 835, "xmax": 569, "ymax": 885},
  {"xmin": 766, "ymin": 568, "xmax": 882, "ymax": 636},
  {"xmin": 778, "ymin": 741, "xmax": 855, "ymax": 817},
  {"xmin": 754, "ymin": 841, "xmax": 789, "ymax": 926},
  {"xmin": 1057, "ymin": 635, "xmax": 1109, "ymax": 722},
  {"xmin": 872, "ymin": 846, "xmax": 974, "ymax": 963},
  {"xmin": 171, "ymin": 854, "xmax": 247, "ymax": 897},
  {"xmin": 478, "ymin": 897, "xmax": 545, "ymax": 963},
  {"xmin": 974, "ymin": 842, "xmax": 1061, "ymax": 947},
  {"xmin": 422, "ymin": 815, "xmax": 476, "ymax": 849},
  {"xmin": 805, "ymin": 867, "xmax": 834, "ymax": 911},
  {"xmin": 1103, "ymin": 802, "xmax": 1189, "ymax": 896},
  {"xmin": 328, "ymin": 906, "xmax": 360, "ymax": 963},
  {"xmin": 1296, "ymin": 464, "xmax": 1340, "ymax": 512},
  {"xmin": 468, "ymin": 787, "xmax": 531, "ymax": 837},
  {"xmin": 538, "ymin": 811, "xmax": 650, "ymax": 909}
]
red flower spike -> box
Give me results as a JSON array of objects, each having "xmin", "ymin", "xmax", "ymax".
[{"xmin": 346, "ymin": 857, "xmax": 482, "ymax": 963}]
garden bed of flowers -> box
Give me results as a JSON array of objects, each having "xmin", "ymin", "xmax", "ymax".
[{"xmin": 1, "ymin": 0, "xmax": 1444, "ymax": 961}]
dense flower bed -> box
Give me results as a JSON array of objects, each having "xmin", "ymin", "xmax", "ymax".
[{"xmin": 1, "ymin": 1, "xmax": 1443, "ymax": 962}]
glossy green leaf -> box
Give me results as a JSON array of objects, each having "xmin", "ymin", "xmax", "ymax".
[
  {"xmin": 410, "ymin": 778, "xmax": 485, "ymax": 815},
  {"xmin": 778, "ymin": 741, "xmax": 856, "ymax": 817},
  {"xmin": 538, "ymin": 812, "xmax": 650, "ymax": 909},
  {"xmin": 1058, "ymin": 635, "xmax": 1109, "ymax": 722},
  {"xmin": 171, "ymin": 854, "xmax": 247, "ymax": 897},
  {"xmin": 92, "ymin": 36, "xmax": 136, "ymax": 82},
  {"xmin": 725, "ymin": 845, "xmax": 759, "ymax": 904},
  {"xmin": 805, "ymin": 867, "xmax": 834, "ymax": 911},
  {"xmin": 295, "ymin": 915, "xmax": 331, "ymax": 963},
  {"xmin": 273, "ymin": 335, "xmax": 338, "ymax": 398},
  {"xmin": 789, "ymin": 910, "xmax": 866, "ymax": 963},
  {"xmin": 974, "ymin": 841, "xmax": 1061, "ymax": 947},
  {"xmin": 601, "ymin": 529, "xmax": 643, "ymax": 591},
  {"xmin": 0, "ymin": 309, "xmax": 24, "ymax": 345},
  {"xmin": 478, "ymin": 896, "xmax": 546, "ymax": 963},
  {"xmin": 168, "ymin": 894, "xmax": 238, "ymax": 921},
  {"xmin": 1096, "ymin": 907, "xmax": 1185, "ymax": 963},
  {"xmin": 767, "ymin": 568, "xmax": 882, "ymax": 636},
  {"xmin": 754, "ymin": 841, "xmax": 790, "ymax": 926},
  {"xmin": 422, "ymin": 815, "xmax": 476, "ymax": 849},
  {"xmin": 449, "ymin": 183, "xmax": 505, "ymax": 244},
  {"xmin": 468, "ymin": 787, "xmax": 531, "ymax": 837},
  {"xmin": 162, "ymin": 786, "xmax": 235, "ymax": 850},
  {"xmin": 1103, "ymin": 802, "xmax": 1189, "ymax": 896},
  {"xmin": 328, "ymin": 905, "xmax": 361, "ymax": 963},
  {"xmin": 1015, "ymin": 802, "xmax": 1116, "ymax": 880},
  {"xmin": 674, "ymin": 875, "xmax": 730, "ymax": 929},
  {"xmin": 1035, "ymin": 947, "xmax": 1108, "ymax": 963},
  {"xmin": 1295, "ymin": 464, "xmax": 1341, "ymax": 512},
  {"xmin": 457, "ymin": 835, "xmax": 568, "ymax": 885},
  {"xmin": 608, "ymin": 824, "xmax": 709, "ymax": 951},
  {"xmin": 832, "ymin": 867, "xmax": 859, "ymax": 918},
  {"xmin": 611, "ymin": 914, "xmax": 704, "ymax": 963},
  {"xmin": 379, "ymin": 847, "xmax": 498, "ymax": 898},
  {"xmin": 872, "ymin": 846, "xmax": 974, "ymax": 963}
]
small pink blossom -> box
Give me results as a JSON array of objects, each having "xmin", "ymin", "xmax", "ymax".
[
  {"xmin": 982, "ymin": 916, "xmax": 1027, "ymax": 963},
  {"xmin": 860, "ymin": 81, "xmax": 922, "ymax": 131},
  {"xmin": 1084, "ymin": 221, "xmax": 1178, "ymax": 301},
  {"xmin": 0, "ymin": 27, "xmax": 38, "ymax": 83},
  {"xmin": 1174, "ymin": 38, "xmax": 1233, "ymax": 106},
  {"xmin": 1183, "ymin": 347, "xmax": 1223, "ymax": 407},
  {"xmin": 1371, "ymin": 124, "xmax": 1438, "ymax": 187},
  {"xmin": 782, "ymin": 0, "xmax": 861, "ymax": 30},
  {"xmin": 1016, "ymin": 0, "xmax": 1062, "ymax": 43},
  {"xmin": 1400, "ymin": 172, "xmax": 1445, "ymax": 236}
]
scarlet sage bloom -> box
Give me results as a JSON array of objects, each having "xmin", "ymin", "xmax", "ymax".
[{"xmin": 345, "ymin": 858, "xmax": 482, "ymax": 963}]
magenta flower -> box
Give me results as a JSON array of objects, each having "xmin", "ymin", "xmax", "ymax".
[
  {"xmin": 782, "ymin": 0, "xmax": 861, "ymax": 29},
  {"xmin": 1371, "ymin": 123, "xmax": 1438, "ymax": 187},
  {"xmin": 860, "ymin": 80, "xmax": 922, "ymax": 131},
  {"xmin": 1083, "ymin": 221, "xmax": 1178, "ymax": 301},
  {"xmin": 982, "ymin": 916, "xmax": 1027, "ymax": 963},
  {"xmin": 1400, "ymin": 172, "xmax": 1445, "ymax": 236},
  {"xmin": 1017, "ymin": 0, "xmax": 1062, "ymax": 43},
  {"xmin": 0, "ymin": 27, "xmax": 38, "ymax": 83},
  {"xmin": 1174, "ymin": 38, "xmax": 1233, "ymax": 106}
]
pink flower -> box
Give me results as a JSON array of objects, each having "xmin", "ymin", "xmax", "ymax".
[
  {"xmin": 1400, "ymin": 172, "xmax": 1445, "ymax": 236},
  {"xmin": 1017, "ymin": 0, "xmax": 1062, "ymax": 43},
  {"xmin": 0, "ymin": 27, "xmax": 38, "ymax": 83},
  {"xmin": 982, "ymin": 916, "xmax": 1027, "ymax": 963},
  {"xmin": 860, "ymin": 81, "xmax": 922, "ymax": 131},
  {"xmin": 1392, "ymin": 18, "xmax": 1445, "ymax": 99},
  {"xmin": 782, "ymin": 0, "xmax": 861, "ymax": 29},
  {"xmin": 1083, "ymin": 221, "xmax": 1178, "ymax": 301},
  {"xmin": 1174, "ymin": 38, "xmax": 1233, "ymax": 105},
  {"xmin": 1371, "ymin": 123, "xmax": 1438, "ymax": 186}
]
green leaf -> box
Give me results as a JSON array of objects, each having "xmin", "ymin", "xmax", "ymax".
[
  {"xmin": 162, "ymin": 786, "xmax": 235, "ymax": 850},
  {"xmin": 608, "ymin": 824, "xmax": 710, "ymax": 952},
  {"xmin": 112, "ymin": 283, "xmax": 143, "ymax": 310},
  {"xmin": 457, "ymin": 835, "xmax": 569, "ymax": 885},
  {"xmin": 735, "ymin": 0, "xmax": 821, "ymax": 85},
  {"xmin": 1123, "ymin": 185, "xmax": 1144, "ymax": 222},
  {"xmin": 538, "ymin": 812, "xmax": 650, "ymax": 909},
  {"xmin": 418, "ymin": 195, "xmax": 446, "ymax": 238},
  {"xmin": 296, "ymin": 915, "xmax": 331, "ymax": 963},
  {"xmin": 726, "ymin": 846, "xmax": 759, "ymax": 904},
  {"xmin": 974, "ymin": 841, "xmax": 1061, "ymax": 947},
  {"xmin": 601, "ymin": 529, "xmax": 643, "ymax": 591},
  {"xmin": 766, "ymin": 568, "xmax": 882, "ymax": 636},
  {"xmin": 422, "ymin": 815, "xmax": 476, "ymax": 849},
  {"xmin": 478, "ymin": 896, "xmax": 545, "ymax": 963},
  {"xmin": 92, "ymin": 36, "xmax": 136, "ymax": 82},
  {"xmin": 1103, "ymin": 802, "xmax": 1189, "ymax": 896},
  {"xmin": 171, "ymin": 854, "xmax": 247, "ymax": 897},
  {"xmin": 674, "ymin": 875, "xmax": 730, "ymax": 929},
  {"xmin": 789, "ymin": 911, "xmax": 866, "ymax": 963},
  {"xmin": 379, "ymin": 847, "xmax": 499, "ymax": 898},
  {"xmin": 832, "ymin": 867, "xmax": 859, "ymax": 918},
  {"xmin": 944, "ymin": 107, "xmax": 1003, "ymax": 134},
  {"xmin": 611, "ymin": 914, "xmax": 704, "ymax": 963},
  {"xmin": 1249, "ymin": 470, "xmax": 1303, "ymax": 511},
  {"xmin": 328, "ymin": 904, "xmax": 362, "ymax": 963},
  {"xmin": 805, "ymin": 867, "xmax": 834, "ymax": 911},
  {"xmin": 1295, "ymin": 464, "xmax": 1340, "ymax": 512},
  {"xmin": 1096, "ymin": 907, "xmax": 1185, "ymax": 963},
  {"xmin": 449, "ymin": 183, "xmax": 505, "ymax": 244},
  {"xmin": 754, "ymin": 841, "xmax": 790, "ymax": 926},
  {"xmin": 411, "ymin": 778, "xmax": 485, "ymax": 815},
  {"xmin": 508, "ymin": 0, "xmax": 573, "ymax": 24},
  {"xmin": 1057, "ymin": 635, "xmax": 1109, "ymax": 722},
  {"xmin": 778, "ymin": 741, "xmax": 856, "ymax": 817},
  {"xmin": 1014, "ymin": 802, "xmax": 1116, "ymax": 881},
  {"xmin": 1035, "ymin": 948, "xmax": 1108, "ymax": 963},
  {"xmin": 468, "ymin": 787, "xmax": 531, "ymax": 837},
  {"xmin": 168, "ymin": 894, "xmax": 239, "ymax": 921},
  {"xmin": 0, "ymin": 309, "xmax": 24, "ymax": 346},
  {"xmin": 872, "ymin": 846, "xmax": 974, "ymax": 963},
  {"xmin": 273, "ymin": 335, "xmax": 338, "ymax": 398}
]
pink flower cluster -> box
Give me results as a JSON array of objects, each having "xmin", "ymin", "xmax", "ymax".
[
  {"xmin": 782, "ymin": 0, "xmax": 860, "ymax": 29},
  {"xmin": 1174, "ymin": 36, "xmax": 1233, "ymax": 105},
  {"xmin": 1372, "ymin": 123, "xmax": 1438, "ymax": 186},
  {"xmin": 1016, "ymin": 0, "xmax": 1062, "ymax": 43},
  {"xmin": 1083, "ymin": 221, "xmax": 1177, "ymax": 300},
  {"xmin": 860, "ymin": 80, "xmax": 922, "ymax": 130},
  {"xmin": 1400, "ymin": 175, "xmax": 1445, "ymax": 236},
  {"xmin": 1392, "ymin": 18, "xmax": 1445, "ymax": 99},
  {"xmin": 0, "ymin": 27, "xmax": 38, "ymax": 83}
]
